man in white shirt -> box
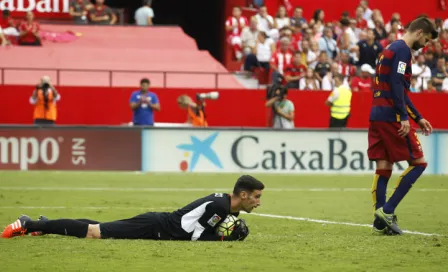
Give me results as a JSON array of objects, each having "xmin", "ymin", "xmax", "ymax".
[
  {"xmin": 135, "ymin": 0, "xmax": 154, "ymax": 26},
  {"xmin": 255, "ymin": 6, "xmax": 279, "ymax": 40},
  {"xmin": 412, "ymin": 54, "xmax": 432, "ymax": 91},
  {"xmin": 240, "ymin": 17, "xmax": 259, "ymax": 55}
]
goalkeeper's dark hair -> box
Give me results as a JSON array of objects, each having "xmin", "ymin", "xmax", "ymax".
[{"xmin": 233, "ymin": 175, "xmax": 264, "ymax": 195}]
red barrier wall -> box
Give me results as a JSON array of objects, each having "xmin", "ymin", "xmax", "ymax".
[{"xmin": 2, "ymin": 85, "xmax": 448, "ymax": 128}]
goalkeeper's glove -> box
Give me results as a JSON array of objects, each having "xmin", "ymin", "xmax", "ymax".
[{"xmin": 229, "ymin": 219, "xmax": 249, "ymax": 241}]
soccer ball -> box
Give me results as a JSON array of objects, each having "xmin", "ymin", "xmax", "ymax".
[{"xmin": 216, "ymin": 215, "xmax": 238, "ymax": 236}]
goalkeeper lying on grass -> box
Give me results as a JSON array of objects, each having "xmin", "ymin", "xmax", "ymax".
[{"xmin": 2, "ymin": 175, "xmax": 263, "ymax": 242}]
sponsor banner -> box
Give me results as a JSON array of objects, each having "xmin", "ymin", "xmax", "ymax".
[
  {"xmin": 142, "ymin": 129, "xmax": 440, "ymax": 174},
  {"xmin": 1, "ymin": 0, "xmax": 71, "ymax": 19},
  {"xmin": 439, "ymin": 134, "xmax": 448, "ymax": 175},
  {"xmin": 0, "ymin": 128, "xmax": 141, "ymax": 171}
]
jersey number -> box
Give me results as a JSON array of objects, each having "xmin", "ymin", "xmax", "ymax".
[{"xmin": 376, "ymin": 55, "xmax": 384, "ymax": 85}]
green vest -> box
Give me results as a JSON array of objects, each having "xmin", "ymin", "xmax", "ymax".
[{"xmin": 331, "ymin": 86, "xmax": 352, "ymax": 119}]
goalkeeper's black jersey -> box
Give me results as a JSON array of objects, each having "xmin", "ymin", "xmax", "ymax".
[{"xmin": 156, "ymin": 193, "xmax": 239, "ymax": 241}]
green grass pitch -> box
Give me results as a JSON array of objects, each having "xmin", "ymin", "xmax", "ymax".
[{"xmin": 0, "ymin": 171, "xmax": 447, "ymax": 271}]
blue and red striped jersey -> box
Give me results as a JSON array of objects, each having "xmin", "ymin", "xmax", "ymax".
[{"xmin": 370, "ymin": 40, "xmax": 422, "ymax": 123}]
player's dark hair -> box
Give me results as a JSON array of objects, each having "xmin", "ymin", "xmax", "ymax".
[
  {"xmin": 140, "ymin": 78, "xmax": 150, "ymax": 85},
  {"xmin": 2, "ymin": 9, "xmax": 10, "ymax": 17},
  {"xmin": 233, "ymin": 175, "xmax": 264, "ymax": 195},
  {"xmin": 408, "ymin": 17, "xmax": 438, "ymax": 39}
]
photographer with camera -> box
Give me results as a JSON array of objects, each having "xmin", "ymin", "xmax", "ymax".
[
  {"xmin": 177, "ymin": 92, "xmax": 218, "ymax": 127},
  {"xmin": 265, "ymin": 85, "xmax": 295, "ymax": 129},
  {"xmin": 29, "ymin": 76, "xmax": 61, "ymax": 125}
]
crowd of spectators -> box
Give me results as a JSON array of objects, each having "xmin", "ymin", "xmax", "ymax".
[
  {"xmin": 226, "ymin": 1, "xmax": 448, "ymax": 93},
  {"xmin": 0, "ymin": 0, "xmax": 155, "ymax": 47}
]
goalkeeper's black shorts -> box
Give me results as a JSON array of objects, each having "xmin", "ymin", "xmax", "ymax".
[{"xmin": 99, "ymin": 212, "xmax": 170, "ymax": 240}]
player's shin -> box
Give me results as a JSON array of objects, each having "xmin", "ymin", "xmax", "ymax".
[
  {"xmin": 372, "ymin": 169, "xmax": 392, "ymax": 210},
  {"xmin": 383, "ymin": 163, "xmax": 427, "ymax": 214},
  {"xmin": 25, "ymin": 219, "xmax": 89, "ymax": 238}
]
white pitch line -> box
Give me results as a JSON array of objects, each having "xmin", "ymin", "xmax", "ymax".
[
  {"xmin": 246, "ymin": 212, "xmax": 443, "ymax": 237},
  {"xmin": 0, "ymin": 187, "xmax": 447, "ymax": 192}
]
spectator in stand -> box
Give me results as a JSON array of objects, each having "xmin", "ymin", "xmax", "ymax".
[
  {"xmin": 69, "ymin": 0, "xmax": 93, "ymax": 25},
  {"xmin": 338, "ymin": 18, "xmax": 358, "ymax": 63},
  {"xmin": 435, "ymin": 18, "xmax": 444, "ymax": 33},
  {"xmin": 431, "ymin": 57, "xmax": 448, "ymax": 91},
  {"xmin": 0, "ymin": 10, "xmax": 19, "ymax": 38},
  {"xmin": 410, "ymin": 77, "xmax": 420, "ymax": 93},
  {"xmin": 367, "ymin": 9, "xmax": 383, "ymax": 29},
  {"xmin": 357, "ymin": 28, "xmax": 383, "ymax": 68},
  {"xmin": 241, "ymin": 17, "xmax": 259, "ymax": 56},
  {"xmin": 89, "ymin": 0, "xmax": 117, "ymax": 25},
  {"xmin": 129, "ymin": 78, "xmax": 160, "ymax": 126},
  {"xmin": 244, "ymin": 31, "xmax": 275, "ymax": 75},
  {"xmin": 385, "ymin": 12, "xmax": 401, "ymax": 32},
  {"xmin": 265, "ymin": 87, "xmax": 295, "ymax": 129},
  {"xmin": 412, "ymin": 54, "xmax": 432, "ymax": 91},
  {"xmin": 440, "ymin": 30, "xmax": 448, "ymax": 55},
  {"xmin": 359, "ymin": 0, "xmax": 372, "ymax": 21},
  {"xmin": 277, "ymin": 27, "xmax": 296, "ymax": 51},
  {"xmin": 225, "ymin": 6, "xmax": 248, "ymax": 61},
  {"xmin": 355, "ymin": 6, "xmax": 368, "ymax": 31},
  {"xmin": 319, "ymin": 27, "xmax": 338, "ymax": 60},
  {"xmin": 314, "ymin": 51, "xmax": 331, "ymax": 82},
  {"xmin": 425, "ymin": 50, "xmax": 437, "ymax": 70},
  {"xmin": 274, "ymin": 6, "xmax": 290, "ymax": 30},
  {"xmin": 351, "ymin": 63, "xmax": 374, "ymax": 92},
  {"xmin": 373, "ymin": 17, "xmax": 387, "ymax": 41},
  {"xmin": 322, "ymin": 63, "xmax": 350, "ymax": 91},
  {"xmin": 309, "ymin": 9, "xmax": 325, "ymax": 34},
  {"xmin": 299, "ymin": 68, "xmax": 320, "ymax": 90},
  {"xmin": 270, "ymin": 37, "xmax": 293, "ymax": 84},
  {"xmin": 255, "ymin": 6, "xmax": 278, "ymax": 40},
  {"xmin": 135, "ymin": 0, "xmax": 154, "ymax": 26},
  {"xmin": 443, "ymin": 77, "xmax": 448, "ymax": 92},
  {"xmin": 379, "ymin": 31, "xmax": 397, "ymax": 48},
  {"xmin": 0, "ymin": 28, "xmax": 9, "ymax": 46},
  {"xmin": 30, "ymin": 76, "xmax": 61, "ymax": 125},
  {"xmin": 298, "ymin": 40, "xmax": 317, "ymax": 69},
  {"xmin": 426, "ymin": 80, "xmax": 437, "ymax": 92},
  {"xmin": 434, "ymin": 42, "xmax": 446, "ymax": 61},
  {"xmin": 338, "ymin": 52, "xmax": 357, "ymax": 80},
  {"xmin": 18, "ymin": 12, "xmax": 41, "ymax": 46},
  {"xmin": 290, "ymin": 6, "xmax": 307, "ymax": 30},
  {"xmin": 389, "ymin": 19, "xmax": 404, "ymax": 40},
  {"xmin": 284, "ymin": 52, "xmax": 307, "ymax": 89}
]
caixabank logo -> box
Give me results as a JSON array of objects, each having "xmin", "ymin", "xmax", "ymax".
[{"xmin": 176, "ymin": 132, "xmax": 223, "ymax": 172}]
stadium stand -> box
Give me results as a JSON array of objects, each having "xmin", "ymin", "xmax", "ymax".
[{"xmin": 0, "ymin": 24, "xmax": 244, "ymax": 88}]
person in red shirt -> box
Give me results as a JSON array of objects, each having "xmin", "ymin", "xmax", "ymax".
[
  {"xmin": 284, "ymin": 52, "xmax": 307, "ymax": 89},
  {"xmin": 351, "ymin": 63, "xmax": 374, "ymax": 92},
  {"xmin": 18, "ymin": 12, "xmax": 41, "ymax": 46},
  {"xmin": 225, "ymin": 6, "xmax": 248, "ymax": 61},
  {"xmin": 439, "ymin": 30, "xmax": 448, "ymax": 55},
  {"xmin": 270, "ymin": 37, "xmax": 294, "ymax": 84},
  {"xmin": 355, "ymin": 6, "xmax": 368, "ymax": 30}
]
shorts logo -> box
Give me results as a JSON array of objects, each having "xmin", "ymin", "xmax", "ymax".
[
  {"xmin": 397, "ymin": 61, "xmax": 406, "ymax": 74},
  {"xmin": 207, "ymin": 214, "xmax": 222, "ymax": 227}
]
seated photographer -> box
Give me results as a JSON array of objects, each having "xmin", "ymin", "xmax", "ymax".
[
  {"xmin": 177, "ymin": 95, "xmax": 208, "ymax": 127},
  {"xmin": 29, "ymin": 76, "xmax": 61, "ymax": 125},
  {"xmin": 265, "ymin": 87, "xmax": 295, "ymax": 129}
]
